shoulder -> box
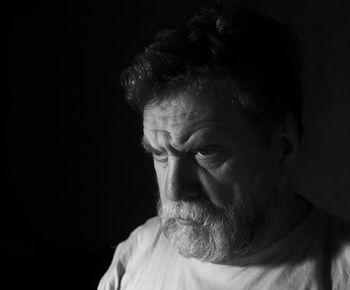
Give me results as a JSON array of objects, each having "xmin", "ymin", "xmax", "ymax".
[
  {"xmin": 98, "ymin": 217, "xmax": 163, "ymax": 290},
  {"xmin": 321, "ymin": 209, "xmax": 350, "ymax": 288},
  {"xmin": 129, "ymin": 216, "xmax": 163, "ymax": 247},
  {"xmin": 117, "ymin": 216, "xmax": 163, "ymax": 267},
  {"xmin": 331, "ymin": 213, "xmax": 350, "ymax": 270}
]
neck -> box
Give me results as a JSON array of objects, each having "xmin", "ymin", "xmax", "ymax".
[
  {"xmin": 216, "ymin": 192, "xmax": 312, "ymax": 266},
  {"xmin": 249, "ymin": 191, "xmax": 312, "ymax": 257}
]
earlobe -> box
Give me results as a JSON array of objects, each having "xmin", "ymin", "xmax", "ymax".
[
  {"xmin": 281, "ymin": 136, "xmax": 293, "ymax": 160},
  {"xmin": 278, "ymin": 114, "xmax": 300, "ymax": 170}
]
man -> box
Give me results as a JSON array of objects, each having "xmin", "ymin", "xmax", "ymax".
[{"xmin": 99, "ymin": 1, "xmax": 350, "ymax": 289}]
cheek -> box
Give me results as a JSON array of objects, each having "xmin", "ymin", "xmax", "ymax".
[
  {"xmin": 198, "ymin": 159, "xmax": 241, "ymax": 207},
  {"xmin": 198, "ymin": 154, "xmax": 267, "ymax": 207}
]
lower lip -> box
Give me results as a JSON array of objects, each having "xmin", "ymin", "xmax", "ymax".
[{"xmin": 175, "ymin": 218, "xmax": 198, "ymax": 226}]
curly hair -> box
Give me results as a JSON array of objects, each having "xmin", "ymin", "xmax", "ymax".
[{"xmin": 121, "ymin": 0, "xmax": 303, "ymax": 142}]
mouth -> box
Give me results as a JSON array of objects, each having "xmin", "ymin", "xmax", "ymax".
[{"xmin": 175, "ymin": 218, "xmax": 200, "ymax": 226}]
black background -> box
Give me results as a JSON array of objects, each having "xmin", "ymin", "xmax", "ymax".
[
  {"xmin": 5, "ymin": 1, "xmax": 195, "ymax": 288},
  {"xmin": 5, "ymin": 0, "xmax": 350, "ymax": 289}
]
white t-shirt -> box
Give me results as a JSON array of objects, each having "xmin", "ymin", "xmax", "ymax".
[{"xmin": 98, "ymin": 207, "xmax": 350, "ymax": 290}]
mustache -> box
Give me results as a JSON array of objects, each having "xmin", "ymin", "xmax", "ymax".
[{"xmin": 157, "ymin": 198, "xmax": 225, "ymax": 224}]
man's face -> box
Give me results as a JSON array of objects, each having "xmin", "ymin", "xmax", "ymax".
[{"xmin": 142, "ymin": 83, "xmax": 280, "ymax": 263}]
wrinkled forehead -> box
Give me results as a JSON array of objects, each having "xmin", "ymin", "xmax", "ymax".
[
  {"xmin": 142, "ymin": 84, "xmax": 253, "ymax": 148},
  {"xmin": 143, "ymin": 78, "xmax": 245, "ymax": 120},
  {"xmin": 143, "ymin": 90, "xmax": 216, "ymax": 126}
]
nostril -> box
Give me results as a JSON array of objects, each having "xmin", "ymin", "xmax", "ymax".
[
  {"xmin": 183, "ymin": 195, "xmax": 198, "ymax": 202},
  {"xmin": 183, "ymin": 184, "xmax": 201, "ymax": 201}
]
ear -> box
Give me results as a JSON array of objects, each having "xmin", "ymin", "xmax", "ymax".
[{"xmin": 276, "ymin": 113, "xmax": 301, "ymax": 172}]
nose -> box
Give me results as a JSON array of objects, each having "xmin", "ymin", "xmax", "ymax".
[{"xmin": 164, "ymin": 155, "xmax": 199, "ymax": 202}]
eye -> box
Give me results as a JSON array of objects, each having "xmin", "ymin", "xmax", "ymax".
[
  {"xmin": 195, "ymin": 145, "xmax": 220, "ymax": 159},
  {"xmin": 152, "ymin": 151, "xmax": 168, "ymax": 163},
  {"xmin": 194, "ymin": 145, "xmax": 225, "ymax": 169}
]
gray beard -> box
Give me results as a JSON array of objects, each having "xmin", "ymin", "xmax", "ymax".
[{"xmin": 157, "ymin": 183, "xmax": 275, "ymax": 264}]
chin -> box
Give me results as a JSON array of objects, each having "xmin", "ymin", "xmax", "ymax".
[
  {"xmin": 160, "ymin": 216, "xmax": 249, "ymax": 264},
  {"xmin": 156, "ymin": 180, "xmax": 276, "ymax": 263}
]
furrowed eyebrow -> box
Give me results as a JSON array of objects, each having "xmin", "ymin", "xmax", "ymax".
[
  {"xmin": 141, "ymin": 131, "xmax": 222, "ymax": 155},
  {"xmin": 187, "ymin": 131, "xmax": 218, "ymax": 149}
]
